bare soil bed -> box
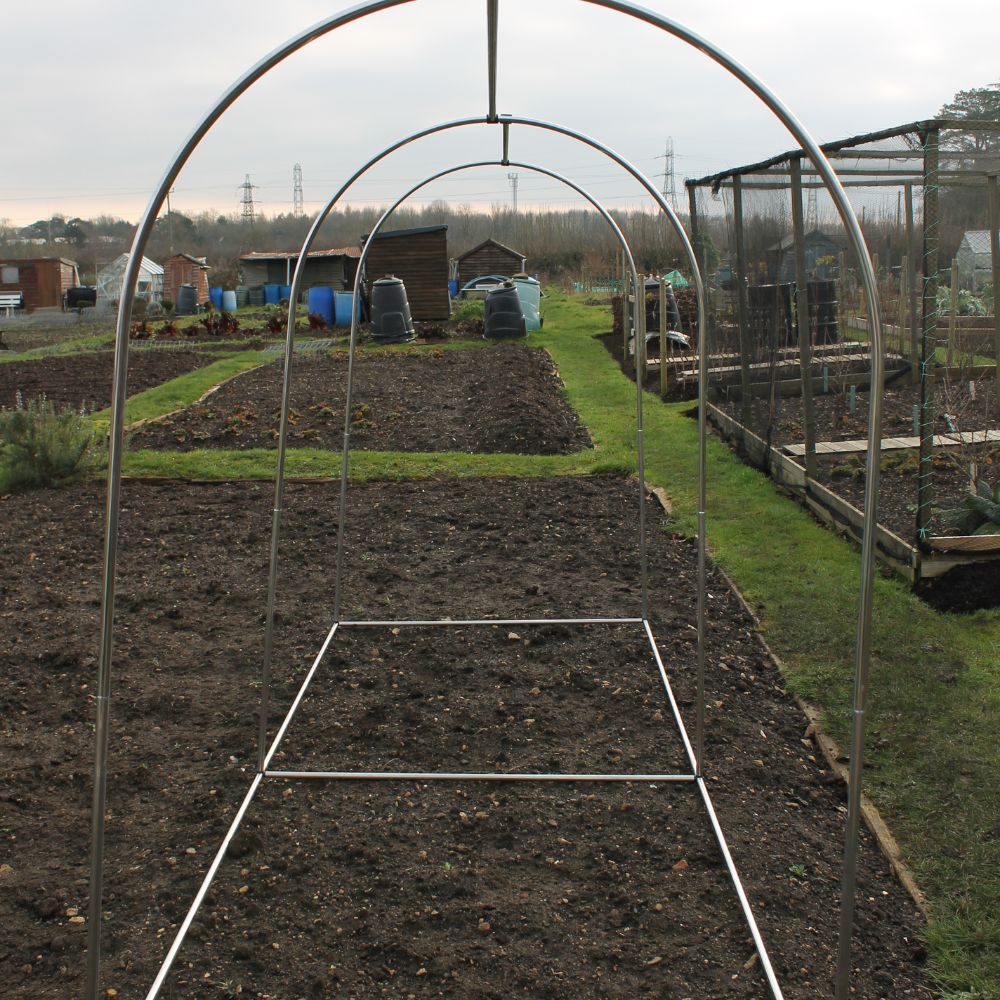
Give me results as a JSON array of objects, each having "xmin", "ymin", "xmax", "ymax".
[
  {"xmin": 0, "ymin": 350, "xmax": 210, "ymax": 412},
  {"xmin": 1, "ymin": 476, "xmax": 929, "ymax": 998},
  {"xmin": 130, "ymin": 344, "xmax": 591, "ymax": 455},
  {"xmin": 718, "ymin": 378, "xmax": 998, "ymax": 450}
]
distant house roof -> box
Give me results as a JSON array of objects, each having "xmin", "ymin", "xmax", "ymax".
[
  {"xmin": 960, "ymin": 230, "xmax": 993, "ymax": 255},
  {"xmin": 362, "ymin": 225, "xmax": 448, "ymax": 242},
  {"xmin": 167, "ymin": 252, "xmax": 210, "ymax": 268},
  {"xmin": 240, "ymin": 247, "xmax": 361, "ymax": 261},
  {"xmin": 0, "ymin": 256, "xmax": 80, "ymax": 268},
  {"xmin": 456, "ymin": 237, "xmax": 524, "ymax": 261}
]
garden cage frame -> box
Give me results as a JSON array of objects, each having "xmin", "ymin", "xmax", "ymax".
[
  {"xmin": 86, "ymin": 3, "xmax": 887, "ymax": 999},
  {"xmin": 686, "ymin": 119, "xmax": 1000, "ymax": 580}
]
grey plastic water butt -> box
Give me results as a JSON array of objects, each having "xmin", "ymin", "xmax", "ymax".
[
  {"xmin": 483, "ymin": 281, "xmax": 527, "ymax": 338},
  {"xmin": 371, "ymin": 275, "xmax": 415, "ymax": 342},
  {"xmin": 512, "ymin": 273, "xmax": 542, "ymax": 331}
]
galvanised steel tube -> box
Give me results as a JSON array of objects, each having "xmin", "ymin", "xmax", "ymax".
[
  {"xmin": 87, "ymin": 6, "xmax": 419, "ymax": 996},
  {"xmin": 331, "ymin": 159, "xmax": 643, "ymax": 626},
  {"xmin": 266, "ymin": 770, "xmax": 696, "ymax": 782},
  {"xmin": 145, "ymin": 774, "xmax": 264, "ymax": 1000},
  {"xmin": 269, "ymin": 112, "xmax": 708, "ymax": 770},
  {"xmin": 258, "ymin": 115, "xmax": 486, "ymax": 768},
  {"xmin": 88, "ymin": 5, "xmax": 881, "ymax": 997}
]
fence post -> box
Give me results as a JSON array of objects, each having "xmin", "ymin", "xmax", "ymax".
[
  {"xmin": 732, "ymin": 176, "xmax": 754, "ymax": 428},
  {"xmin": 916, "ymin": 127, "xmax": 940, "ymax": 542},
  {"xmin": 659, "ymin": 275, "xmax": 669, "ymax": 398},
  {"xmin": 790, "ymin": 158, "xmax": 818, "ymax": 479}
]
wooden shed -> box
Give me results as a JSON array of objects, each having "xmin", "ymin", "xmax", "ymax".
[
  {"xmin": 362, "ymin": 225, "xmax": 449, "ymax": 320},
  {"xmin": 455, "ymin": 238, "xmax": 526, "ymax": 289},
  {"xmin": 0, "ymin": 257, "xmax": 80, "ymax": 311},
  {"xmin": 239, "ymin": 248, "xmax": 361, "ymax": 291},
  {"xmin": 163, "ymin": 253, "xmax": 210, "ymax": 306}
]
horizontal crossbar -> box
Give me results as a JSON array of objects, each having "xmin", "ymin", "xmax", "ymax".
[
  {"xmin": 265, "ymin": 769, "xmax": 696, "ymax": 783},
  {"xmin": 338, "ymin": 617, "xmax": 644, "ymax": 627}
]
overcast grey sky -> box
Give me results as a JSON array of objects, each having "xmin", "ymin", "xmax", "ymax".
[{"xmin": 2, "ymin": 0, "xmax": 996, "ymax": 227}]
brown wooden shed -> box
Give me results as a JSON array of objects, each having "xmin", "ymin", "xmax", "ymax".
[
  {"xmin": 455, "ymin": 238, "xmax": 526, "ymax": 290},
  {"xmin": 0, "ymin": 257, "xmax": 80, "ymax": 311},
  {"xmin": 362, "ymin": 225, "xmax": 449, "ymax": 320},
  {"xmin": 163, "ymin": 253, "xmax": 210, "ymax": 306}
]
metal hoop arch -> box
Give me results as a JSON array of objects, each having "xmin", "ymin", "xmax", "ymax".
[
  {"xmin": 88, "ymin": 4, "xmax": 886, "ymax": 999},
  {"xmin": 259, "ymin": 111, "xmax": 710, "ymax": 782}
]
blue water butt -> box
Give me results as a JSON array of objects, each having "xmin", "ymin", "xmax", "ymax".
[
  {"xmin": 448, "ymin": 279, "xmax": 459, "ymax": 298},
  {"xmin": 279, "ymin": 283, "xmax": 292, "ymax": 302},
  {"xmin": 307, "ymin": 286, "xmax": 335, "ymax": 326},
  {"xmin": 209, "ymin": 286, "xmax": 224, "ymax": 309},
  {"xmin": 334, "ymin": 292, "xmax": 359, "ymax": 327},
  {"xmin": 221, "ymin": 290, "xmax": 238, "ymax": 313},
  {"xmin": 264, "ymin": 283, "xmax": 282, "ymax": 306}
]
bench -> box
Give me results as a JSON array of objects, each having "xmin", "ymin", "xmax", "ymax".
[{"xmin": 0, "ymin": 291, "xmax": 23, "ymax": 316}]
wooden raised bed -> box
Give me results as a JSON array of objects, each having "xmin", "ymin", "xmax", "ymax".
[{"xmin": 706, "ymin": 402, "xmax": 1000, "ymax": 582}]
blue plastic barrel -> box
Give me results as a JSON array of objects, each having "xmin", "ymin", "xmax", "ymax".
[
  {"xmin": 221, "ymin": 290, "xmax": 237, "ymax": 313},
  {"xmin": 279, "ymin": 284, "xmax": 292, "ymax": 302},
  {"xmin": 209, "ymin": 286, "xmax": 224, "ymax": 309},
  {"xmin": 264, "ymin": 283, "xmax": 281, "ymax": 306},
  {"xmin": 448, "ymin": 279, "xmax": 459, "ymax": 298},
  {"xmin": 334, "ymin": 291, "xmax": 359, "ymax": 327},
  {"xmin": 307, "ymin": 286, "xmax": 335, "ymax": 326}
]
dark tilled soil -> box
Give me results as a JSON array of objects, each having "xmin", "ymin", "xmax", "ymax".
[
  {"xmin": 129, "ymin": 344, "xmax": 591, "ymax": 455},
  {"xmin": 0, "ymin": 476, "xmax": 929, "ymax": 998},
  {"xmin": 720, "ymin": 378, "xmax": 998, "ymax": 450},
  {"xmin": 0, "ymin": 350, "xmax": 209, "ymax": 412},
  {"xmin": 598, "ymin": 331, "xmax": 700, "ymax": 403},
  {"xmin": 815, "ymin": 450, "xmax": 1000, "ymax": 541}
]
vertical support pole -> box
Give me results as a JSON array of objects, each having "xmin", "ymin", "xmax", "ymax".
[
  {"xmin": 947, "ymin": 259, "xmax": 958, "ymax": 368},
  {"xmin": 486, "ymin": 0, "xmax": 499, "ymax": 123},
  {"xmin": 86, "ymin": 252, "xmax": 147, "ymax": 1000},
  {"xmin": 621, "ymin": 253, "xmax": 630, "ymax": 364},
  {"xmin": 790, "ymin": 159, "xmax": 817, "ymax": 479},
  {"xmin": 989, "ymin": 174, "xmax": 1000, "ymax": 414},
  {"xmin": 905, "ymin": 182, "xmax": 918, "ymax": 366},
  {"xmin": 687, "ymin": 183, "xmax": 708, "ymax": 373},
  {"xmin": 257, "ymin": 277, "xmax": 304, "ymax": 770},
  {"xmin": 899, "ymin": 257, "xmax": 909, "ymax": 360},
  {"xmin": 636, "ymin": 272, "xmax": 648, "ymax": 385},
  {"xmin": 916, "ymin": 128, "xmax": 940, "ymax": 543},
  {"xmin": 871, "ymin": 250, "xmax": 880, "ymax": 352},
  {"xmin": 732, "ymin": 176, "xmax": 754, "ymax": 428},
  {"xmin": 659, "ymin": 275, "xmax": 668, "ymax": 398},
  {"xmin": 501, "ymin": 120, "xmax": 510, "ymax": 165},
  {"xmin": 837, "ymin": 250, "xmax": 847, "ymax": 339}
]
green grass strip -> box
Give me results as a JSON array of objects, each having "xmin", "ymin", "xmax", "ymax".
[{"xmin": 89, "ymin": 350, "xmax": 269, "ymax": 432}]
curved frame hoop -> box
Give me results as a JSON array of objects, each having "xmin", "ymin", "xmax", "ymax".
[
  {"xmin": 89, "ymin": 4, "xmax": 885, "ymax": 999},
  {"xmin": 260, "ymin": 111, "xmax": 709, "ymax": 779}
]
